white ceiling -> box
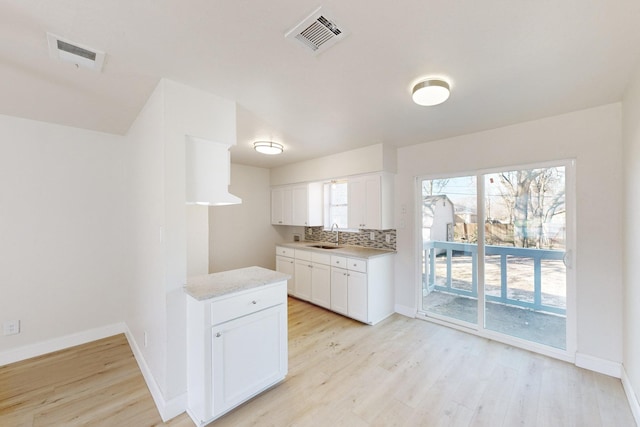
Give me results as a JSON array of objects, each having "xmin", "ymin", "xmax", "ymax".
[{"xmin": 2, "ymin": 0, "xmax": 640, "ymax": 168}]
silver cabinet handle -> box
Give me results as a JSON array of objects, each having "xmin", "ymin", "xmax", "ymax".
[
  {"xmin": 252, "ymin": 300, "xmax": 257, "ymax": 305},
  {"xmin": 215, "ymin": 332, "xmax": 221, "ymax": 338}
]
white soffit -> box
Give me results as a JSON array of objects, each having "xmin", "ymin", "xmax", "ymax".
[
  {"xmin": 285, "ymin": 7, "xmax": 349, "ymax": 55},
  {"xmin": 46, "ymin": 33, "xmax": 106, "ymax": 71}
]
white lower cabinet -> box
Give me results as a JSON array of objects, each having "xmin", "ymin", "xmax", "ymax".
[
  {"xmin": 310, "ymin": 262, "xmax": 330, "ymax": 309},
  {"xmin": 294, "ymin": 259, "xmax": 312, "ymax": 301},
  {"xmin": 292, "ymin": 249, "xmax": 331, "ymax": 308},
  {"xmin": 331, "ymin": 258, "xmax": 370, "ymax": 323},
  {"xmin": 330, "ymin": 267, "xmax": 348, "ymax": 315},
  {"xmin": 187, "ymin": 282, "xmax": 288, "ymax": 426},
  {"xmin": 284, "ymin": 246, "xmax": 394, "ymax": 325},
  {"xmin": 212, "ymin": 306, "xmax": 284, "ymax": 413},
  {"xmin": 275, "ymin": 246, "xmax": 295, "ymax": 295}
]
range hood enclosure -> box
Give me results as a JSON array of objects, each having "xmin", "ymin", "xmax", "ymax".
[{"xmin": 185, "ymin": 136, "xmax": 242, "ymax": 206}]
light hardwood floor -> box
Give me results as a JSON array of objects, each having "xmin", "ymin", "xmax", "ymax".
[{"xmin": 1, "ymin": 298, "xmax": 635, "ymax": 426}]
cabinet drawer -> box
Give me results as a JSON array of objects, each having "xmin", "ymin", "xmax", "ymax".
[
  {"xmin": 347, "ymin": 258, "xmax": 367, "ymax": 273},
  {"xmin": 295, "ymin": 249, "xmax": 312, "ymax": 261},
  {"xmin": 312, "ymin": 252, "xmax": 331, "ymax": 265},
  {"xmin": 275, "ymin": 246, "xmax": 295, "ymax": 258},
  {"xmin": 211, "ymin": 284, "xmax": 285, "ymax": 325},
  {"xmin": 331, "ymin": 255, "xmax": 347, "ymax": 268}
]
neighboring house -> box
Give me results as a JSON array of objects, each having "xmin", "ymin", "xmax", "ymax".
[{"xmin": 422, "ymin": 195, "xmax": 454, "ymax": 251}]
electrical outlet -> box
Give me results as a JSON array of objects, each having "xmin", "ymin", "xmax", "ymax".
[
  {"xmin": 385, "ymin": 234, "xmax": 391, "ymax": 244},
  {"xmin": 369, "ymin": 232, "xmax": 375, "ymax": 240},
  {"xmin": 3, "ymin": 320, "xmax": 20, "ymax": 336}
]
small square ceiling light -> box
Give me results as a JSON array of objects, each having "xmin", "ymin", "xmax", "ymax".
[
  {"xmin": 412, "ymin": 78, "xmax": 450, "ymax": 106},
  {"xmin": 254, "ymin": 141, "xmax": 283, "ymax": 155}
]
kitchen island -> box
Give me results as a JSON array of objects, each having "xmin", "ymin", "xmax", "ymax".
[{"xmin": 185, "ymin": 266, "xmax": 290, "ymax": 427}]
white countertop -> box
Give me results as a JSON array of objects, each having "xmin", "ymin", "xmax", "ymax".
[
  {"xmin": 278, "ymin": 241, "xmax": 396, "ymax": 259},
  {"xmin": 184, "ymin": 266, "xmax": 290, "ymax": 301}
]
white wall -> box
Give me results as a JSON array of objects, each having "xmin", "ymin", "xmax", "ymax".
[
  {"xmin": 270, "ymin": 143, "xmax": 396, "ymax": 186},
  {"xmin": 124, "ymin": 79, "xmax": 238, "ymax": 418},
  {"xmin": 622, "ymin": 64, "xmax": 640, "ymax": 411},
  {"xmin": 395, "ymin": 103, "xmax": 623, "ymax": 364},
  {"xmin": 0, "ymin": 114, "xmax": 127, "ymax": 354},
  {"xmin": 209, "ymin": 163, "xmax": 289, "ymax": 272}
]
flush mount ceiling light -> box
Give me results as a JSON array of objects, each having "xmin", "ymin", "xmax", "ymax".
[
  {"xmin": 253, "ymin": 141, "xmax": 284, "ymax": 155},
  {"xmin": 412, "ymin": 78, "xmax": 451, "ymax": 106}
]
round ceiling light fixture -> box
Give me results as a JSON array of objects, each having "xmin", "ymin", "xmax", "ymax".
[
  {"xmin": 412, "ymin": 78, "xmax": 451, "ymax": 106},
  {"xmin": 253, "ymin": 141, "xmax": 283, "ymax": 155}
]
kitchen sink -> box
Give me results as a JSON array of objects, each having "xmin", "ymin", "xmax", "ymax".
[{"xmin": 309, "ymin": 245, "xmax": 343, "ymax": 249}]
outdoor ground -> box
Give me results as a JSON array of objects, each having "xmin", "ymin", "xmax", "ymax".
[{"xmin": 423, "ymin": 255, "xmax": 566, "ymax": 349}]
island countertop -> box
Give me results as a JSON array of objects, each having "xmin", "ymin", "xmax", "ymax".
[{"xmin": 184, "ymin": 266, "xmax": 290, "ymax": 301}]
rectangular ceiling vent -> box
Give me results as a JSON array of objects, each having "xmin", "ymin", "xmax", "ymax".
[
  {"xmin": 285, "ymin": 7, "xmax": 349, "ymax": 55},
  {"xmin": 46, "ymin": 33, "xmax": 105, "ymax": 72}
]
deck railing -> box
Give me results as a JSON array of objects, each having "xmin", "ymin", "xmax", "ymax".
[{"xmin": 423, "ymin": 241, "xmax": 566, "ymax": 315}]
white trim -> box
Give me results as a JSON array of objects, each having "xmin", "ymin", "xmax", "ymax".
[
  {"xmin": 394, "ymin": 304, "xmax": 417, "ymax": 318},
  {"xmin": 0, "ymin": 322, "xmax": 127, "ymax": 366},
  {"xmin": 123, "ymin": 329, "xmax": 187, "ymax": 422},
  {"xmin": 575, "ymin": 352, "xmax": 622, "ymax": 378},
  {"xmin": 622, "ymin": 366, "xmax": 640, "ymax": 425}
]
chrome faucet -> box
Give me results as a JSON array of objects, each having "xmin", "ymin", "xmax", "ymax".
[{"xmin": 330, "ymin": 223, "xmax": 340, "ymax": 246}]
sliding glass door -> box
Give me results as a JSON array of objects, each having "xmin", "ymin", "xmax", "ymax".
[
  {"xmin": 483, "ymin": 166, "xmax": 567, "ymax": 349},
  {"xmin": 420, "ymin": 162, "xmax": 573, "ymax": 352},
  {"xmin": 421, "ymin": 176, "xmax": 478, "ymax": 326}
]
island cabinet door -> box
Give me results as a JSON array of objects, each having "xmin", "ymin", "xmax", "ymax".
[{"xmin": 211, "ymin": 303, "xmax": 287, "ymax": 417}]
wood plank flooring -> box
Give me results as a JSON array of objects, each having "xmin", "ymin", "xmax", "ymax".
[{"xmin": 1, "ymin": 297, "xmax": 635, "ymax": 426}]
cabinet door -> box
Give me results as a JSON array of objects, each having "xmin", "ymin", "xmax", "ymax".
[
  {"xmin": 291, "ymin": 185, "xmax": 308, "ymax": 226},
  {"xmin": 330, "ymin": 267, "xmax": 348, "ymax": 315},
  {"xmin": 348, "ymin": 178, "xmax": 366, "ymax": 229},
  {"xmin": 276, "ymin": 256, "xmax": 295, "ymax": 295},
  {"xmin": 294, "ymin": 260, "xmax": 312, "ymax": 301},
  {"xmin": 271, "ymin": 188, "xmax": 284, "ymax": 225},
  {"xmin": 347, "ymin": 270, "xmax": 368, "ymax": 323},
  {"xmin": 311, "ymin": 262, "xmax": 331, "ymax": 309},
  {"xmin": 363, "ymin": 175, "xmax": 381, "ymax": 229},
  {"xmin": 348, "ymin": 175, "xmax": 381, "ymax": 229},
  {"xmin": 282, "ymin": 187, "xmax": 293, "ymax": 225},
  {"xmin": 211, "ymin": 304, "xmax": 287, "ymax": 416}
]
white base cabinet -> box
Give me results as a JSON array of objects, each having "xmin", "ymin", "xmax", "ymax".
[
  {"xmin": 292, "ymin": 249, "xmax": 331, "ymax": 309},
  {"xmin": 186, "ymin": 282, "xmax": 288, "ymax": 426},
  {"xmin": 283, "ymin": 246, "xmax": 394, "ymax": 325},
  {"xmin": 275, "ymin": 246, "xmax": 296, "ymax": 295}
]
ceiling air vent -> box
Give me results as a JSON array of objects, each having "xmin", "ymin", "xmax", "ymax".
[
  {"xmin": 285, "ymin": 7, "xmax": 349, "ymax": 55},
  {"xmin": 47, "ymin": 33, "xmax": 105, "ymax": 72}
]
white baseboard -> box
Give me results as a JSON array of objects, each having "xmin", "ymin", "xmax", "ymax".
[
  {"xmin": 124, "ymin": 329, "xmax": 187, "ymax": 422},
  {"xmin": 575, "ymin": 352, "xmax": 622, "ymax": 378},
  {"xmin": 622, "ymin": 366, "xmax": 640, "ymax": 425},
  {"xmin": 0, "ymin": 322, "xmax": 127, "ymax": 366},
  {"xmin": 394, "ymin": 304, "xmax": 417, "ymax": 318}
]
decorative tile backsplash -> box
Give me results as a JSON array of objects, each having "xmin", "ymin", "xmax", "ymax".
[{"xmin": 304, "ymin": 227, "xmax": 396, "ymax": 251}]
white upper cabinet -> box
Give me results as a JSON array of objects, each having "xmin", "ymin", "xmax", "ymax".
[
  {"xmin": 272, "ymin": 183, "xmax": 323, "ymax": 226},
  {"xmin": 348, "ymin": 173, "xmax": 394, "ymax": 230}
]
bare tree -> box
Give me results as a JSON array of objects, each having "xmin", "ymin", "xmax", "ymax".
[
  {"xmin": 423, "ymin": 179, "xmax": 450, "ymax": 196},
  {"xmin": 496, "ymin": 168, "xmax": 564, "ymax": 248}
]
